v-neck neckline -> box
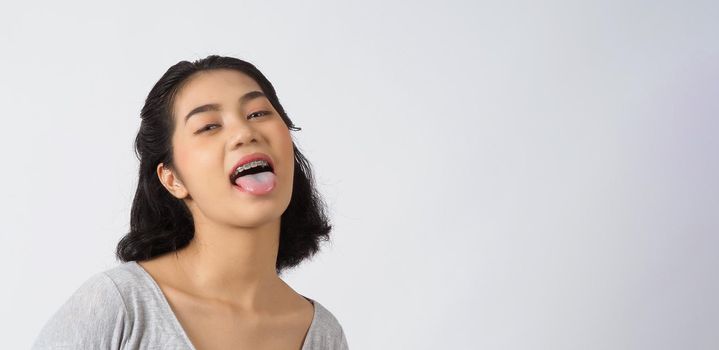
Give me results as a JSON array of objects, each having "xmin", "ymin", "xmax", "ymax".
[{"xmin": 130, "ymin": 260, "xmax": 318, "ymax": 350}]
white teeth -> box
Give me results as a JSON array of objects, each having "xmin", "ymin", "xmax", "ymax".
[{"xmin": 233, "ymin": 160, "xmax": 270, "ymax": 176}]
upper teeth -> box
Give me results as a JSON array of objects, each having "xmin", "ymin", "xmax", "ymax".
[{"xmin": 234, "ymin": 160, "xmax": 270, "ymax": 176}]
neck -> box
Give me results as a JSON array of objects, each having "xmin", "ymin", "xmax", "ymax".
[{"xmin": 171, "ymin": 214, "xmax": 288, "ymax": 312}]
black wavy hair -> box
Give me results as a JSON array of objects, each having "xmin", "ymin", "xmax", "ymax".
[{"xmin": 115, "ymin": 55, "xmax": 332, "ymax": 275}]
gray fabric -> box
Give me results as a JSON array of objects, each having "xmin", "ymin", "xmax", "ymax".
[{"xmin": 32, "ymin": 261, "xmax": 349, "ymax": 350}]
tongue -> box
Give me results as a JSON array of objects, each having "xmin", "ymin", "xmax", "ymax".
[{"xmin": 234, "ymin": 171, "xmax": 276, "ymax": 194}]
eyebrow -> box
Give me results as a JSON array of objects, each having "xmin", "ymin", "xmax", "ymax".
[{"xmin": 184, "ymin": 90, "xmax": 266, "ymax": 124}]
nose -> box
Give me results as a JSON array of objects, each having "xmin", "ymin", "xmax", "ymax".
[{"xmin": 228, "ymin": 117, "xmax": 259, "ymax": 149}]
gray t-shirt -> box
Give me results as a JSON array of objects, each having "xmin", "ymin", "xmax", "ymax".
[{"xmin": 32, "ymin": 261, "xmax": 349, "ymax": 349}]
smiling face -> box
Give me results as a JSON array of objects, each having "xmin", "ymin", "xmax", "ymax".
[{"xmin": 157, "ymin": 68, "xmax": 295, "ymax": 228}]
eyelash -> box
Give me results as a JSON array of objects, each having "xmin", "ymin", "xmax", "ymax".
[{"xmin": 197, "ymin": 111, "xmax": 271, "ymax": 133}]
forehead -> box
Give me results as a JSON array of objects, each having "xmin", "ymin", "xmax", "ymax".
[{"xmin": 172, "ymin": 69, "xmax": 262, "ymax": 117}]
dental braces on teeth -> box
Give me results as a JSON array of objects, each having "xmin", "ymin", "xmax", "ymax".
[{"xmin": 234, "ymin": 160, "xmax": 270, "ymax": 176}]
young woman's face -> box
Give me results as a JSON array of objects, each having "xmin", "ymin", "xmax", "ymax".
[{"xmin": 164, "ymin": 69, "xmax": 295, "ymax": 228}]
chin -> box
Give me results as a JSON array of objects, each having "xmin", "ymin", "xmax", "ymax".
[{"xmin": 231, "ymin": 207, "xmax": 284, "ymax": 227}]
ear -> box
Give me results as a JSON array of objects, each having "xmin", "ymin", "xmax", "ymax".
[{"xmin": 157, "ymin": 163, "xmax": 189, "ymax": 199}]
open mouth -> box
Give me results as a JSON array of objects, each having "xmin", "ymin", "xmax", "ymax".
[{"xmin": 229, "ymin": 159, "xmax": 275, "ymax": 185}]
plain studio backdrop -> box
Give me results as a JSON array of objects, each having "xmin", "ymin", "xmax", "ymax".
[{"xmin": 1, "ymin": 0, "xmax": 717, "ymax": 349}]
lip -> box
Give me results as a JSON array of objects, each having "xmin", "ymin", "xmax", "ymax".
[{"xmin": 229, "ymin": 152, "xmax": 275, "ymax": 179}]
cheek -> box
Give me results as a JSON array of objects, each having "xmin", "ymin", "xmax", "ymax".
[
  {"xmin": 274, "ymin": 125, "xmax": 294, "ymax": 166},
  {"xmin": 174, "ymin": 140, "xmax": 223, "ymax": 185}
]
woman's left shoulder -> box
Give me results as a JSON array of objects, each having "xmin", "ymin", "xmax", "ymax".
[{"xmin": 303, "ymin": 297, "xmax": 349, "ymax": 350}]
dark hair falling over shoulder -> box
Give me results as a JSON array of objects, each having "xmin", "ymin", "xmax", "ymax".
[{"xmin": 115, "ymin": 55, "xmax": 332, "ymax": 275}]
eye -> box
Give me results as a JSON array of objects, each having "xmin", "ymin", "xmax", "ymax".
[
  {"xmin": 248, "ymin": 111, "xmax": 271, "ymax": 119},
  {"xmin": 197, "ymin": 124, "xmax": 220, "ymax": 133}
]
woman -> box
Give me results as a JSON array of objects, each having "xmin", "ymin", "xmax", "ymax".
[{"xmin": 32, "ymin": 55, "xmax": 349, "ymax": 350}]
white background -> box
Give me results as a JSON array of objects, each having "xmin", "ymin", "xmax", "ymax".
[{"xmin": 1, "ymin": 0, "xmax": 717, "ymax": 349}]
